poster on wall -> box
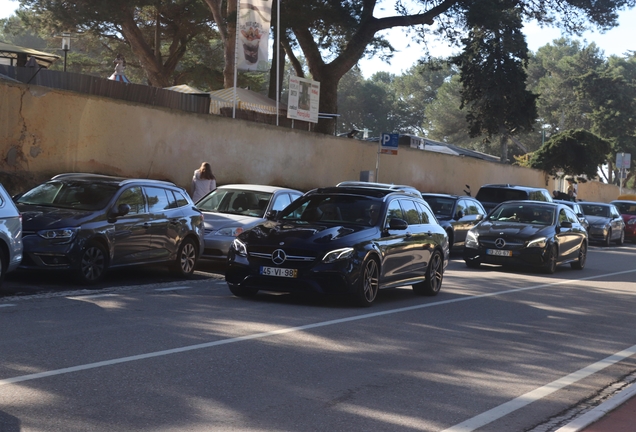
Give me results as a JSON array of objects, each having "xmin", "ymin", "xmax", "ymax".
[
  {"xmin": 237, "ymin": 0, "xmax": 272, "ymax": 71},
  {"xmin": 287, "ymin": 76, "xmax": 320, "ymax": 123}
]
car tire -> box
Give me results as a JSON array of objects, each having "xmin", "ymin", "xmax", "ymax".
[
  {"xmin": 465, "ymin": 259, "xmax": 481, "ymax": 269},
  {"xmin": 615, "ymin": 229, "xmax": 625, "ymax": 245},
  {"xmin": 352, "ymin": 257, "xmax": 379, "ymax": 307},
  {"xmin": 76, "ymin": 240, "xmax": 109, "ymax": 284},
  {"xmin": 413, "ymin": 250, "xmax": 444, "ymax": 296},
  {"xmin": 171, "ymin": 238, "xmax": 198, "ymax": 278},
  {"xmin": 571, "ymin": 241, "xmax": 587, "ymax": 270},
  {"xmin": 228, "ymin": 283, "xmax": 258, "ymax": 298},
  {"xmin": 544, "ymin": 244, "xmax": 558, "ymax": 274},
  {"xmin": 604, "ymin": 229, "xmax": 612, "ymax": 247}
]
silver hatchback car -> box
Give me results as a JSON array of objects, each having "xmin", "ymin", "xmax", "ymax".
[{"xmin": 0, "ymin": 182, "xmax": 23, "ymax": 286}]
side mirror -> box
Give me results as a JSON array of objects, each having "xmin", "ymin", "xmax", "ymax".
[
  {"xmin": 266, "ymin": 209, "xmax": 279, "ymax": 220},
  {"xmin": 110, "ymin": 203, "xmax": 130, "ymax": 219},
  {"xmin": 560, "ymin": 221, "xmax": 573, "ymax": 228},
  {"xmin": 454, "ymin": 210, "xmax": 465, "ymax": 220},
  {"xmin": 388, "ymin": 218, "xmax": 408, "ymax": 230}
]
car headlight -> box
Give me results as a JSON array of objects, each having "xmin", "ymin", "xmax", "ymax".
[
  {"xmin": 465, "ymin": 230, "xmax": 479, "ymax": 249},
  {"xmin": 322, "ymin": 247, "xmax": 354, "ymax": 263},
  {"xmin": 37, "ymin": 227, "xmax": 78, "ymax": 244},
  {"xmin": 526, "ymin": 237, "xmax": 547, "ymax": 248},
  {"xmin": 215, "ymin": 226, "xmax": 244, "ymax": 237},
  {"xmin": 628, "ymin": 219, "xmax": 636, "ymax": 225},
  {"xmin": 231, "ymin": 238, "xmax": 247, "ymax": 256}
]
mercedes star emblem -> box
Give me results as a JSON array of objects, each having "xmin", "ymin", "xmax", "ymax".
[
  {"xmin": 495, "ymin": 238, "xmax": 506, "ymax": 248},
  {"xmin": 272, "ymin": 249, "xmax": 287, "ymax": 265}
]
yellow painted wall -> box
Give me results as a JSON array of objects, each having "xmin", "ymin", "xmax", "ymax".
[{"xmin": 1, "ymin": 80, "xmax": 631, "ymax": 202}]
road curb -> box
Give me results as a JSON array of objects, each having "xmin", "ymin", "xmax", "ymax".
[{"xmin": 555, "ymin": 382, "xmax": 636, "ymax": 432}]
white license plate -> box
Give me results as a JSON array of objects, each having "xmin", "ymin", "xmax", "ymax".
[
  {"xmin": 486, "ymin": 249, "xmax": 512, "ymax": 257},
  {"xmin": 260, "ymin": 266, "xmax": 298, "ymax": 278}
]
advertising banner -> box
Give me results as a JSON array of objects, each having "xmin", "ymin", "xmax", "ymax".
[
  {"xmin": 237, "ymin": 0, "xmax": 272, "ymax": 71},
  {"xmin": 287, "ymin": 76, "xmax": 320, "ymax": 123}
]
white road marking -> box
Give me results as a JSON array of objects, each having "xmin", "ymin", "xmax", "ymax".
[
  {"xmin": 442, "ymin": 345, "xmax": 636, "ymax": 431},
  {"xmin": 0, "ymin": 304, "xmax": 16, "ymax": 308},
  {"xmin": 154, "ymin": 286, "xmax": 193, "ymax": 292},
  {"xmin": 1, "ymin": 263, "xmax": 635, "ymax": 432}
]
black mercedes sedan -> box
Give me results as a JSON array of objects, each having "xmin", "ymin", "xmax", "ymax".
[
  {"xmin": 226, "ymin": 185, "xmax": 449, "ymax": 306},
  {"xmin": 463, "ymin": 201, "xmax": 588, "ymax": 273}
]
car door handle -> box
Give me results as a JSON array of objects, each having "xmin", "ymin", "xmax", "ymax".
[{"xmin": 405, "ymin": 232, "xmax": 412, "ymax": 238}]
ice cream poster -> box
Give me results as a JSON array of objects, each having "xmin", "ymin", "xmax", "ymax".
[{"xmin": 237, "ymin": 0, "xmax": 272, "ymax": 71}]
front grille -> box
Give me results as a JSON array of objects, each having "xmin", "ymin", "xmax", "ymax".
[
  {"xmin": 249, "ymin": 252, "xmax": 315, "ymax": 262},
  {"xmin": 479, "ymin": 237, "xmax": 526, "ymax": 249}
]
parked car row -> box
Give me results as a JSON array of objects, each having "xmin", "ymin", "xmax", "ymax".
[
  {"xmin": 6, "ymin": 173, "xmax": 205, "ymax": 286},
  {"xmin": 1, "ymin": 176, "xmax": 633, "ymax": 306}
]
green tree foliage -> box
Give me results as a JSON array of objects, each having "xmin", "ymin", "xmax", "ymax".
[
  {"xmin": 392, "ymin": 60, "xmax": 455, "ymax": 135},
  {"xmin": 452, "ymin": 0, "xmax": 538, "ymax": 162},
  {"xmin": 529, "ymin": 129, "xmax": 612, "ymax": 178},
  {"xmin": 276, "ymin": 0, "xmax": 628, "ymax": 134},
  {"xmin": 526, "ymin": 39, "xmax": 605, "ymax": 135},
  {"xmin": 576, "ymin": 53, "xmax": 636, "ymax": 184},
  {"xmin": 17, "ymin": 0, "xmax": 219, "ymax": 87}
]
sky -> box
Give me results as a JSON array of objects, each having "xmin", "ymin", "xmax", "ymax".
[{"xmin": 1, "ymin": 0, "xmax": 634, "ymax": 78}]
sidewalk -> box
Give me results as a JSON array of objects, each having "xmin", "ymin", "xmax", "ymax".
[{"xmin": 555, "ymin": 382, "xmax": 636, "ymax": 432}]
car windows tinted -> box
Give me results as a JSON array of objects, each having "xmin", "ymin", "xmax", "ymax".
[
  {"xmin": 613, "ymin": 202, "xmax": 636, "ymax": 215},
  {"xmin": 415, "ymin": 201, "xmax": 434, "ymax": 224},
  {"xmin": 563, "ymin": 207, "xmax": 579, "ymax": 224},
  {"xmin": 422, "ymin": 196, "xmax": 455, "ymax": 217},
  {"xmin": 282, "ymin": 195, "xmax": 379, "ymax": 226},
  {"xmin": 476, "ymin": 187, "xmax": 528, "ymax": 203},
  {"xmin": 172, "ymin": 190, "xmax": 189, "ymax": 208},
  {"xmin": 456, "ymin": 200, "xmax": 468, "ymax": 217},
  {"xmin": 466, "ymin": 199, "xmax": 485, "ymax": 215},
  {"xmin": 489, "ymin": 204, "xmax": 554, "ymax": 225},
  {"xmin": 386, "ymin": 200, "xmax": 404, "ymax": 227},
  {"xmin": 117, "ymin": 186, "xmax": 146, "ymax": 215},
  {"xmin": 399, "ymin": 199, "xmax": 421, "ymax": 225},
  {"xmin": 145, "ymin": 187, "xmax": 172, "ymax": 212},
  {"xmin": 580, "ymin": 204, "xmax": 610, "ymax": 217},
  {"xmin": 17, "ymin": 181, "xmax": 118, "ymax": 210}
]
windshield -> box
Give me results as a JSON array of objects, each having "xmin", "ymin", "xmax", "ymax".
[
  {"xmin": 476, "ymin": 188, "xmax": 528, "ymax": 203},
  {"xmin": 196, "ymin": 188, "xmax": 273, "ymax": 218},
  {"xmin": 422, "ymin": 196, "xmax": 455, "ymax": 217},
  {"xmin": 580, "ymin": 204, "xmax": 610, "ymax": 218},
  {"xmin": 16, "ymin": 181, "xmax": 118, "ymax": 210},
  {"xmin": 613, "ymin": 202, "xmax": 636, "ymax": 215},
  {"xmin": 280, "ymin": 195, "xmax": 381, "ymax": 226},
  {"xmin": 488, "ymin": 204, "xmax": 554, "ymax": 225}
]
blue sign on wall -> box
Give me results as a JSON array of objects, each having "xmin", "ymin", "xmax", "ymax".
[{"xmin": 380, "ymin": 133, "xmax": 399, "ymax": 155}]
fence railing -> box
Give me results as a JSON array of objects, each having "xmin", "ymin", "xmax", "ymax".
[{"xmin": 0, "ymin": 65, "xmax": 210, "ymax": 114}]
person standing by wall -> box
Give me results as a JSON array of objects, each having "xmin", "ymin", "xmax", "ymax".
[
  {"xmin": 566, "ymin": 177, "xmax": 578, "ymax": 201},
  {"xmin": 191, "ymin": 162, "xmax": 216, "ymax": 202}
]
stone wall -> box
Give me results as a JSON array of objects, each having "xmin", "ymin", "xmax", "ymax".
[{"xmin": 1, "ymin": 79, "xmax": 631, "ymax": 202}]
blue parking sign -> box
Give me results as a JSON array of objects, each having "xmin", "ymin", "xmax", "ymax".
[{"xmin": 380, "ymin": 133, "xmax": 399, "ymax": 155}]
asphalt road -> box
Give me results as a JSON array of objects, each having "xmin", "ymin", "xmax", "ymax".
[{"xmin": 2, "ymin": 245, "xmax": 636, "ymax": 431}]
